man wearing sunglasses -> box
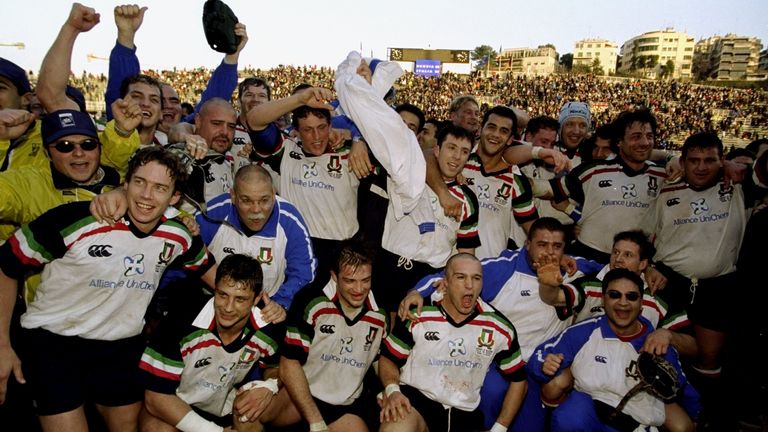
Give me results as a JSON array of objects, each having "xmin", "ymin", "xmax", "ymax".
[{"xmin": 528, "ymin": 269, "xmax": 695, "ymax": 432}]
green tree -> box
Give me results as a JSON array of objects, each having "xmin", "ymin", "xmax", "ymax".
[
  {"xmin": 559, "ymin": 53, "xmax": 574, "ymax": 71},
  {"xmin": 591, "ymin": 58, "xmax": 605, "ymax": 76},
  {"xmin": 659, "ymin": 60, "xmax": 675, "ymax": 79},
  {"xmin": 471, "ymin": 45, "xmax": 497, "ymax": 70}
]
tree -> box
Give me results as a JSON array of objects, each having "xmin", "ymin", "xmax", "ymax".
[
  {"xmin": 591, "ymin": 58, "xmax": 605, "ymax": 76},
  {"xmin": 559, "ymin": 53, "xmax": 573, "ymax": 71},
  {"xmin": 660, "ymin": 60, "xmax": 676, "ymax": 79},
  {"xmin": 471, "ymin": 45, "xmax": 497, "ymax": 70}
]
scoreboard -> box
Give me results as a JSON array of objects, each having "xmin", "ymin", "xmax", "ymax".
[{"xmin": 388, "ymin": 48, "xmax": 470, "ymax": 64}]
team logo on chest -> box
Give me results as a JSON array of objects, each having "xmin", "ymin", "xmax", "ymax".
[
  {"xmin": 448, "ymin": 338, "xmax": 466, "ymax": 357},
  {"xmin": 718, "ymin": 183, "xmax": 733, "ymax": 202},
  {"xmin": 158, "ymin": 242, "xmax": 175, "ymax": 265},
  {"xmin": 327, "ymin": 155, "xmax": 343, "ymax": 179},
  {"xmin": 302, "ymin": 162, "xmax": 318, "ymax": 179},
  {"xmin": 364, "ymin": 326, "xmax": 379, "ymax": 352},
  {"xmin": 495, "ymin": 183, "xmax": 512, "ymax": 205},
  {"xmin": 690, "ymin": 198, "xmax": 709, "ymax": 215},
  {"xmin": 476, "ymin": 329, "xmax": 495, "ymax": 356},
  {"xmin": 124, "ymin": 254, "xmax": 145, "ymax": 276},
  {"xmin": 621, "ymin": 183, "xmax": 637, "ymax": 199},
  {"xmin": 339, "ymin": 337, "xmax": 354, "ymax": 355},
  {"xmin": 257, "ymin": 247, "xmax": 273, "ymax": 265},
  {"xmin": 647, "ymin": 177, "xmax": 658, "ymax": 198},
  {"xmin": 477, "ymin": 184, "xmax": 491, "ymax": 201}
]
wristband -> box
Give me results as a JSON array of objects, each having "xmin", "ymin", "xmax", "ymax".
[
  {"xmin": 384, "ymin": 383, "xmax": 401, "ymax": 397},
  {"xmin": 309, "ymin": 420, "xmax": 328, "ymax": 431},
  {"xmin": 240, "ymin": 378, "xmax": 279, "ymax": 394},
  {"xmin": 113, "ymin": 123, "xmax": 133, "ymax": 138},
  {"xmin": 490, "ymin": 421, "xmax": 507, "ymax": 432},
  {"xmin": 531, "ymin": 146, "xmax": 543, "ymax": 160},
  {"xmin": 176, "ymin": 410, "xmax": 223, "ymax": 432}
]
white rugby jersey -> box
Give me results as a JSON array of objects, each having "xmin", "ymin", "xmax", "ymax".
[
  {"xmin": 412, "ymin": 248, "xmax": 585, "ymax": 362},
  {"xmin": 649, "ymin": 181, "xmax": 747, "ymax": 279},
  {"xmin": 282, "ymin": 279, "xmax": 387, "ymax": 406},
  {"xmin": 529, "ymin": 315, "xmax": 689, "ymax": 427},
  {"xmin": 552, "ymin": 158, "xmax": 667, "ymax": 253},
  {"xmin": 382, "ymin": 298, "xmax": 526, "ymax": 411},
  {"xmin": 463, "ymin": 154, "xmax": 537, "ymax": 259},
  {"xmin": 267, "ymin": 139, "xmax": 359, "ymax": 241},
  {"xmin": 381, "ymin": 182, "xmax": 480, "ymax": 268},
  {"xmin": 0, "ymin": 202, "xmax": 213, "ymax": 340},
  {"xmin": 139, "ymin": 299, "xmax": 282, "ymax": 418}
]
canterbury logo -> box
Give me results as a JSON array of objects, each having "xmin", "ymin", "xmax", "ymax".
[
  {"xmin": 520, "ymin": 290, "xmax": 531, "ymax": 296},
  {"xmin": 223, "ymin": 247, "xmax": 235, "ymax": 254},
  {"xmin": 424, "ymin": 331, "xmax": 440, "ymax": 341},
  {"xmin": 666, "ymin": 198, "xmax": 680, "ymax": 206},
  {"xmin": 595, "ymin": 355, "xmax": 607, "ymax": 364},
  {"xmin": 598, "ymin": 180, "xmax": 613, "ymax": 188},
  {"xmin": 88, "ymin": 245, "xmax": 112, "ymax": 257},
  {"xmin": 319, "ymin": 325, "xmax": 335, "ymax": 334},
  {"xmin": 194, "ymin": 357, "xmax": 212, "ymax": 368}
]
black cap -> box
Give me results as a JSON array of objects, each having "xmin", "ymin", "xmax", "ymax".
[{"xmin": 202, "ymin": 0, "xmax": 241, "ymax": 54}]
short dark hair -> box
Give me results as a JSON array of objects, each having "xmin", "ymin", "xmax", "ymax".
[
  {"xmin": 613, "ymin": 108, "xmax": 657, "ymax": 142},
  {"xmin": 481, "ymin": 105, "xmax": 517, "ymax": 134},
  {"xmin": 238, "ymin": 77, "xmax": 272, "ymax": 101},
  {"xmin": 745, "ymin": 138, "xmax": 768, "ymax": 156},
  {"xmin": 528, "ymin": 217, "xmax": 566, "ymax": 240},
  {"xmin": 331, "ymin": 238, "xmax": 374, "ymax": 275},
  {"xmin": 395, "ymin": 103, "xmax": 426, "ymax": 132},
  {"xmin": 580, "ymin": 123, "xmax": 617, "ymax": 160},
  {"xmin": 681, "ymin": 132, "xmax": 723, "ymax": 159},
  {"xmin": 612, "ymin": 230, "xmax": 655, "ymax": 262},
  {"xmin": 291, "ymin": 105, "xmax": 331, "ymax": 129},
  {"xmin": 725, "ymin": 147, "xmax": 755, "ymax": 162},
  {"xmin": 119, "ymin": 74, "xmax": 164, "ymax": 109},
  {"xmin": 126, "ymin": 146, "xmax": 188, "ymax": 194},
  {"xmin": 525, "ymin": 116, "xmax": 559, "ymax": 136},
  {"xmin": 602, "ymin": 268, "xmax": 644, "ymax": 295},
  {"xmin": 436, "ymin": 124, "xmax": 474, "ymax": 149},
  {"xmin": 216, "ymin": 253, "xmax": 264, "ymax": 294}
]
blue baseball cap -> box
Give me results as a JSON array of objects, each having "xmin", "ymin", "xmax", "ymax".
[
  {"xmin": 42, "ymin": 109, "xmax": 98, "ymax": 145},
  {"xmin": 0, "ymin": 57, "xmax": 31, "ymax": 95}
]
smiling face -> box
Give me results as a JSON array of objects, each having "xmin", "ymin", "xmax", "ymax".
[
  {"xmin": 441, "ymin": 255, "xmax": 483, "ymax": 321},
  {"xmin": 451, "ymin": 101, "xmax": 480, "ymax": 134},
  {"xmin": 561, "ymin": 117, "xmax": 589, "ymax": 149},
  {"xmin": 479, "ymin": 113, "xmax": 514, "ymax": 157},
  {"xmin": 239, "ymin": 83, "xmax": 270, "ymax": 115},
  {"xmin": 47, "ymin": 134, "xmax": 101, "ymax": 183},
  {"xmin": 126, "ymin": 82, "xmax": 162, "ymax": 130},
  {"xmin": 124, "ymin": 160, "xmax": 180, "ymax": 233},
  {"xmin": 618, "ymin": 121, "xmax": 654, "ymax": 168},
  {"xmin": 603, "ymin": 277, "xmax": 643, "ymax": 336},
  {"xmin": 434, "ymin": 133, "xmax": 472, "ymax": 181},
  {"xmin": 158, "ymin": 84, "xmax": 182, "ymax": 133},
  {"xmin": 683, "ymin": 147, "xmax": 722, "ymax": 189},
  {"xmin": 333, "ymin": 262, "xmax": 373, "ymax": 309}
]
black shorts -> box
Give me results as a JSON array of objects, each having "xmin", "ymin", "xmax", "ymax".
[
  {"xmin": 399, "ymin": 384, "xmax": 484, "ymax": 432},
  {"xmin": 688, "ymin": 272, "xmax": 736, "ymax": 332},
  {"xmin": 313, "ymin": 395, "xmax": 366, "ymax": 425},
  {"xmin": 372, "ymin": 249, "xmax": 439, "ymax": 313},
  {"xmin": 20, "ymin": 328, "xmax": 144, "ymax": 416}
]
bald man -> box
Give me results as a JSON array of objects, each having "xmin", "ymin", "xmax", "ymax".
[{"xmin": 197, "ymin": 164, "xmax": 317, "ymax": 319}]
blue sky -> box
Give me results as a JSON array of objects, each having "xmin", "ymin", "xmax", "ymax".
[{"xmin": 1, "ymin": 0, "xmax": 766, "ymax": 74}]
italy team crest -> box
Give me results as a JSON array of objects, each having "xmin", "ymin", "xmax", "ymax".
[{"xmin": 258, "ymin": 247, "xmax": 273, "ymax": 265}]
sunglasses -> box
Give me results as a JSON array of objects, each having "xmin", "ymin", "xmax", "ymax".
[
  {"xmin": 606, "ymin": 290, "xmax": 641, "ymax": 301},
  {"xmin": 606, "ymin": 290, "xmax": 640, "ymax": 302},
  {"xmin": 50, "ymin": 139, "xmax": 99, "ymax": 153}
]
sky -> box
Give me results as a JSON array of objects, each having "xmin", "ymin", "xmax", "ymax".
[{"xmin": 1, "ymin": 0, "xmax": 767, "ymax": 75}]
